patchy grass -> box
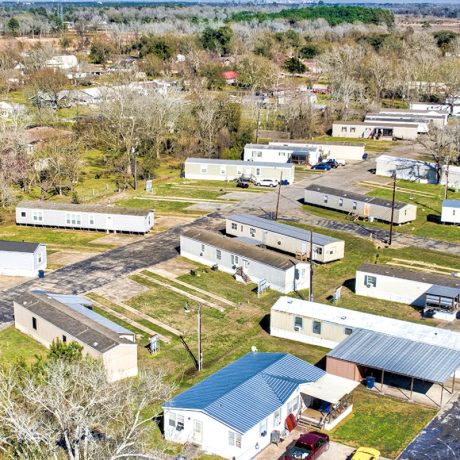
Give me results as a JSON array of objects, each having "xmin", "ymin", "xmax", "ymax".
[
  {"xmin": 313, "ymin": 135, "xmax": 397, "ymax": 154},
  {"xmin": 117, "ymin": 197, "xmax": 205, "ymax": 215},
  {"xmin": 331, "ymin": 387, "xmax": 436, "ymax": 458},
  {"xmin": 0, "ymin": 327, "xmax": 47, "ymax": 366}
]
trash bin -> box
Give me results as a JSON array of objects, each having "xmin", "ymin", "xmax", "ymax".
[
  {"xmin": 366, "ymin": 376, "xmax": 375, "ymax": 389},
  {"xmin": 38, "ymin": 270, "xmax": 45, "ymax": 279}
]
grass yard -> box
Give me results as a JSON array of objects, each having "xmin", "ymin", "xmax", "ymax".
[
  {"xmin": 313, "ymin": 135, "xmax": 396, "ymax": 155},
  {"xmin": 0, "ymin": 327, "xmax": 47, "ymax": 366},
  {"xmin": 331, "ymin": 387, "xmax": 436, "ymax": 458}
]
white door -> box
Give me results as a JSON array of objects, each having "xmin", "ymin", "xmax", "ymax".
[
  {"xmin": 243, "ymin": 259, "xmax": 249, "ymax": 269},
  {"xmin": 106, "ymin": 215, "xmax": 114, "ymax": 231},
  {"xmin": 192, "ymin": 420, "xmax": 203, "ymax": 444}
]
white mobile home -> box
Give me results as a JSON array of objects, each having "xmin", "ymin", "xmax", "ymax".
[
  {"xmin": 225, "ymin": 214, "xmax": 344, "ymax": 263},
  {"xmin": 441, "ymin": 165, "xmax": 460, "ymax": 189},
  {"xmin": 441, "ymin": 200, "xmax": 460, "ymax": 224},
  {"xmin": 410, "ymin": 102, "xmax": 451, "ymax": 113},
  {"xmin": 0, "ymin": 240, "xmax": 46, "ymax": 277},
  {"xmin": 270, "ymin": 141, "xmax": 365, "ymax": 162},
  {"xmin": 184, "ymin": 158, "xmax": 294, "ymax": 184},
  {"xmin": 375, "ymin": 155, "xmax": 438, "ymax": 184},
  {"xmin": 180, "ymin": 228, "xmax": 310, "ymax": 294},
  {"xmin": 374, "ymin": 108, "xmax": 449, "ymax": 128},
  {"xmin": 14, "ymin": 292, "xmax": 138, "ymax": 382},
  {"xmin": 243, "ymin": 144, "xmax": 320, "ymax": 165},
  {"xmin": 332, "ymin": 121, "xmax": 419, "ymax": 140},
  {"xmin": 304, "ymin": 184, "xmax": 417, "ymax": 225},
  {"xmin": 163, "ymin": 352, "xmax": 358, "ymax": 460},
  {"xmin": 356, "ymin": 263, "xmax": 460, "ymax": 321},
  {"xmin": 16, "ymin": 201, "xmax": 154, "ymax": 234}
]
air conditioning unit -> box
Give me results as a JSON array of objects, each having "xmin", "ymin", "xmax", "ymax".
[{"xmin": 294, "ymin": 326, "xmax": 301, "ymax": 332}]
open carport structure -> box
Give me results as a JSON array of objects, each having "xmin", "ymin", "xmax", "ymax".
[{"xmin": 326, "ymin": 329, "xmax": 460, "ymax": 407}]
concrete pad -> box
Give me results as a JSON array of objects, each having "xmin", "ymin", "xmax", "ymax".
[
  {"xmin": 48, "ymin": 251, "xmax": 96, "ymax": 267},
  {"xmin": 185, "ymin": 202, "xmax": 232, "ymax": 212},
  {"xmin": 147, "ymin": 256, "xmax": 196, "ymax": 279},
  {"xmin": 92, "ymin": 277, "xmax": 149, "ymax": 302},
  {"xmin": 0, "ymin": 275, "xmax": 30, "ymax": 291}
]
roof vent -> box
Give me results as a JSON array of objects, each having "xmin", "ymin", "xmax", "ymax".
[
  {"xmin": 93, "ymin": 342, "xmax": 99, "ymax": 347},
  {"xmin": 340, "ymin": 315, "xmax": 347, "ymax": 320},
  {"xmin": 287, "ymin": 299, "xmax": 293, "ymax": 304}
]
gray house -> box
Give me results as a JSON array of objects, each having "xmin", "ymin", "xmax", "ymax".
[
  {"xmin": 225, "ymin": 214, "xmax": 344, "ymax": 263},
  {"xmin": 304, "ymin": 185, "xmax": 417, "ymax": 224},
  {"xmin": 16, "ymin": 201, "xmax": 154, "ymax": 234},
  {"xmin": 184, "ymin": 158, "xmax": 295, "ymax": 184},
  {"xmin": 0, "ymin": 240, "xmax": 47, "ymax": 277},
  {"xmin": 180, "ymin": 228, "xmax": 310, "ymax": 294},
  {"xmin": 356, "ymin": 263, "xmax": 460, "ymax": 321}
]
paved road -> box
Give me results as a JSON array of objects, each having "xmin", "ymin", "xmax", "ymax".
[
  {"xmin": 398, "ymin": 393, "xmax": 460, "ymax": 460},
  {"xmin": 0, "ymin": 215, "xmax": 218, "ymax": 323}
]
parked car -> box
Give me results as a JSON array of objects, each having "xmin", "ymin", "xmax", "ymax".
[
  {"xmin": 311, "ymin": 163, "xmax": 331, "ymax": 171},
  {"xmin": 284, "ymin": 432, "xmax": 329, "ymax": 460},
  {"xmin": 328, "ymin": 158, "xmax": 346, "ymax": 166},
  {"xmin": 324, "ymin": 159, "xmax": 339, "ymax": 169},
  {"xmin": 255, "ymin": 178, "xmax": 279, "ymax": 187},
  {"xmin": 236, "ymin": 179, "xmax": 249, "ymax": 189},
  {"xmin": 351, "ymin": 447, "xmax": 380, "ymax": 460}
]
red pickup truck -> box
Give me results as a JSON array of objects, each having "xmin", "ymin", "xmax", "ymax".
[{"xmin": 284, "ymin": 432, "xmax": 330, "ymax": 460}]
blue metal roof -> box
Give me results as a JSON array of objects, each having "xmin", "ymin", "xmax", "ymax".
[
  {"xmin": 443, "ymin": 199, "xmax": 460, "ymax": 209},
  {"xmin": 328, "ymin": 329, "xmax": 460, "ymax": 384},
  {"xmin": 164, "ymin": 352, "xmax": 325, "ymax": 433}
]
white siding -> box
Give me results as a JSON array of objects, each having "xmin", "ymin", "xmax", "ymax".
[
  {"xmin": 0, "ymin": 244, "xmax": 46, "ymax": 277},
  {"xmin": 270, "ymin": 141, "xmax": 365, "ymax": 161},
  {"xmin": 441, "ymin": 204, "xmax": 460, "ymax": 224}
]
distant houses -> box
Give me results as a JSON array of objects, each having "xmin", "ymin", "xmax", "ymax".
[
  {"xmin": 356, "ymin": 263, "xmax": 460, "ymax": 321},
  {"xmin": 0, "ymin": 240, "xmax": 46, "ymax": 277},
  {"xmin": 184, "ymin": 158, "xmax": 294, "ymax": 184},
  {"xmin": 304, "ymin": 184, "xmax": 417, "ymax": 224},
  {"xmin": 180, "ymin": 228, "xmax": 310, "ymax": 294},
  {"xmin": 441, "ymin": 200, "xmax": 460, "ymax": 225},
  {"xmin": 16, "ymin": 201, "xmax": 154, "ymax": 234},
  {"xmin": 14, "ymin": 291, "xmax": 138, "ymax": 382},
  {"xmin": 163, "ymin": 352, "xmax": 358, "ymax": 459}
]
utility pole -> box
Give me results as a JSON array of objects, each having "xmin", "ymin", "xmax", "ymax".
[
  {"xmin": 388, "ymin": 171, "xmax": 396, "ymax": 246},
  {"xmin": 309, "ymin": 229, "xmax": 314, "ymax": 302},
  {"xmin": 275, "ymin": 172, "xmax": 283, "ymax": 220},
  {"xmin": 444, "ymin": 160, "xmax": 450, "ymax": 200},
  {"xmin": 197, "ymin": 304, "xmax": 202, "ymax": 371},
  {"xmin": 255, "ymin": 103, "xmax": 261, "ymax": 143},
  {"xmin": 132, "ymin": 146, "xmax": 138, "ymax": 191}
]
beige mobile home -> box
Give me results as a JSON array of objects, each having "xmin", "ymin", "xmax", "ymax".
[
  {"xmin": 184, "ymin": 158, "xmax": 295, "ymax": 184},
  {"xmin": 304, "ymin": 184, "xmax": 417, "ymax": 224},
  {"xmin": 180, "ymin": 228, "xmax": 309, "ymax": 294},
  {"xmin": 14, "ymin": 292, "xmax": 138, "ymax": 382},
  {"xmin": 332, "ymin": 121, "xmax": 419, "ymax": 140},
  {"xmin": 225, "ymin": 214, "xmax": 344, "ymax": 263}
]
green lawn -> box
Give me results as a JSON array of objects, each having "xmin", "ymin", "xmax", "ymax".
[
  {"xmin": 0, "ymin": 328, "xmax": 47, "ymax": 366},
  {"xmin": 331, "ymin": 387, "xmax": 436, "ymax": 458}
]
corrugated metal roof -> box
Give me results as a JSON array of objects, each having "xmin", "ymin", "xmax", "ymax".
[
  {"xmin": 328, "ymin": 329, "xmax": 460, "ymax": 383},
  {"xmin": 164, "ymin": 352, "xmax": 325, "ymax": 433},
  {"xmin": 227, "ymin": 214, "xmax": 341, "ymax": 246},
  {"xmin": 245, "ymin": 144, "xmax": 312, "ymax": 153},
  {"xmin": 0, "ymin": 240, "xmax": 40, "ymax": 253},
  {"xmin": 443, "ymin": 199, "xmax": 460, "ymax": 209},
  {"xmin": 426, "ymin": 285, "xmax": 460, "ymax": 299},
  {"xmin": 185, "ymin": 158, "xmax": 294, "ymax": 169}
]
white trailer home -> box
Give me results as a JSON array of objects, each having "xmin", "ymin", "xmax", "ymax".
[
  {"xmin": 441, "ymin": 200, "xmax": 460, "ymax": 224},
  {"xmin": 16, "ymin": 201, "xmax": 154, "ymax": 234},
  {"xmin": 410, "ymin": 102, "xmax": 451, "ymax": 113},
  {"xmin": 163, "ymin": 352, "xmax": 358, "ymax": 460},
  {"xmin": 184, "ymin": 158, "xmax": 295, "ymax": 184},
  {"xmin": 270, "ymin": 141, "xmax": 365, "ymax": 162},
  {"xmin": 441, "ymin": 165, "xmax": 460, "ymax": 189},
  {"xmin": 304, "ymin": 185, "xmax": 417, "ymax": 225},
  {"xmin": 14, "ymin": 291, "xmax": 138, "ymax": 382},
  {"xmin": 356, "ymin": 263, "xmax": 460, "ymax": 321},
  {"xmin": 0, "ymin": 240, "xmax": 46, "ymax": 277},
  {"xmin": 375, "ymin": 155, "xmax": 438, "ymax": 184},
  {"xmin": 180, "ymin": 228, "xmax": 310, "ymax": 294},
  {"xmin": 243, "ymin": 144, "xmax": 320, "ymax": 165},
  {"xmin": 332, "ymin": 121, "xmax": 419, "ymax": 140},
  {"xmin": 373, "ymin": 108, "xmax": 449, "ymax": 128},
  {"xmin": 225, "ymin": 214, "xmax": 344, "ymax": 263}
]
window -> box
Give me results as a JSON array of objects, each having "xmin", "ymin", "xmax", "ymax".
[
  {"xmin": 364, "ymin": 275, "xmax": 377, "ymax": 287},
  {"xmin": 21, "ymin": 211, "xmax": 26, "ymax": 217},
  {"xmin": 294, "ymin": 316, "xmax": 303, "ymax": 330},
  {"xmin": 62, "ymin": 335, "xmax": 67, "ymax": 343},
  {"xmin": 220, "ymin": 167, "xmax": 226, "ymax": 175},
  {"xmin": 352, "ymin": 201, "xmax": 357, "ymax": 210},
  {"xmin": 324, "ymin": 195, "xmax": 328, "ymax": 203},
  {"xmin": 341, "ymin": 127, "xmax": 347, "ymax": 133},
  {"xmin": 88, "ymin": 215, "xmax": 95, "ymax": 226},
  {"xmin": 38, "ymin": 253, "xmax": 42, "ymax": 263},
  {"xmin": 32, "ymin": 211, "xmax": 43, "ymax": 222},
  {"xmin": 287, "ymin": 396, "xmax": 299, "ymax": 414},
  {"xmin": 32, "ymin": 317, "xmax": 37, "ymax": 330},
  {"xmin": 250, "ymin": 227, "xmax": 256, "ymax": 237},
  {"xmin": 329, "ymin": 248, "xmax": 335, "ymax": 255},
  {"xmin": 200, "ymin": 166, "xmax": 207, "ymax": 173},
  {"xmin": 256, "ymin": 168, "xmax": 261, "ymax": 176},
  {"xmin": 344, "ymin": 327, "xmax": 353, "ymax": 336},
  {"xmin": 312, "ymin": 321, "xmax": 321, "ymax": 335},
  {"xmin": 259, "ymin": 419, "xmax": 267, "ymax": 436},
  {"xmin": 66, "ymin": 213, "xmax": 81, "ymax": 226},
  {"xmin": 350, "ymin": 127, "xmax": 356, "ymax": 133},
  {"xmin": 216, "ymin": 249, "xmax": 222, "ymax": 260},
  {"xmin": 201, "ymin": 244, "xmax": 205, "ymax": 253},
  {"xmin": 231, "ymin": 223, "xmax": 237, "ymax": 230},
  {"xmin": 256, "ymin": 151, "xmax": 263, "ymax": 158},
  {"xmin": 453, "ymin": 210, "xmax": 456, "ymax": 216},
  {"xmin": 231, "ymin": 254, "xmax": 239, "ymax": 265},
  {"xmin": 237, "ymin": 168, "xmax": 242, "ymax": 175},
  {"xmin": 274, "ymin": 408, "xmax": 281, "ymax": 426},
  {"xmin": 169, "ymin": 413, "xmax": 185, "ymax": 431},
  {"xmin": 228, "ymin": 431, "xmax": 241, "ymax": 448},
  {"xmin": 339, "ymin": 198, "xmax": 344, "ymax": 207},
  {"xmin": 316, "ymin": 247, "xmax": 323, "ymax": 255}
]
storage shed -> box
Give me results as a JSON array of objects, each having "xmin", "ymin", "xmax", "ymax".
[
  {"xmin": 14, "ymin": 291, "xmax": 137, "ymax": 382},
  {"xmin": 304, "ymin": 184, "xmax": 417, "ymax": 224},
  {"xmin": 184, "ymin": 158, "xmax": 294, "ymax": 184},
  {"xmin": 225, "ymin": 214, "xmax": 344, "ymax": 263},
  {"xmin": 16, "ymin": 201, "xmax": 154, "ymax": 234},
  {"xmin": 180, "ymin": 228, "xmax": 309, "ymax": 294},
  {"xmin": 0, "ymin": 240, "xmax": 46, "ymax": 277},
  {"xmin": 441, "ymin": 199, "xmax": 460, "ymax": 224},
  {"xmin": 356, "ymin": 263, "xmax": 460, "ymax": 321},
  {"xmin": 375, "ymin": 155, "xmax": 438, "ymax": 184}
]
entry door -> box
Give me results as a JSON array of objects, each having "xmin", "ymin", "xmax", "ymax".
[
  {"xmin": 192, "ymin": 420, "xmax": 203, "ymax": 444},
  {"xmin": 243, "ymin": 259, "xmax": 249, "ymax": 269},
  {"xmin": 106, "ymin": 215, "xmax": 114, "ymax": 231}
]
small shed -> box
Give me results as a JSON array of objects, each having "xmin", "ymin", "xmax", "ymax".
[
  {"xmin": 0, "ymin": 240, "xmax": 47, "ymax": 277},
  {"xmin": 441, "ymin": 199, "xmax": 460, "ymax": 224}
]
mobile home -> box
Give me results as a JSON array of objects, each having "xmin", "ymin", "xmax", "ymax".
[
  {"xmin": 304, "ymin": 184, "xmax": 417, "ymax": 224},
  {"xmin": 375, "ymin": 155, "xmax": 438, "ymax": 184},
  {"xmin": 184, "ymin": 158, "xmax": 294, "ymax": 184},
  {"xmin": 332, "ymin": 121, "xmax": 419, "ymax": 140},
  {"xmin": 441, "ymin": 200, "xmax": 460, "ymax": 224},
  {"xmin": 0, "ymin": 240, "xmax": 47, "ymax": 277},
  {"xmin": 243, "ymin": 144, "xmax": 320, "ymax": 165},
  {"xmin": 16, "ymin": 201, "xmax": 154, "ymax": 234},
  {"xmin": 180, "ymin": 228, "xmax": 310, "ymax": 294},
  {"xmin": 225, "ymin": 214, "xmax": 344, "ymax": 263}
]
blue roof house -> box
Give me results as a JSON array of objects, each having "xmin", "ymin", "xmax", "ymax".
[{"xmin": 163, "ymin": 352, "xmax": 358, "ymax": 460}]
